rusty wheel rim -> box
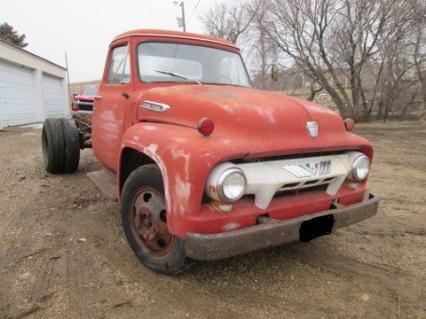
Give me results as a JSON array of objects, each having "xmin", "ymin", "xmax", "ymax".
[{"xmin": 132, "ymin": 187, "xmax": 174, "ymax": 257}]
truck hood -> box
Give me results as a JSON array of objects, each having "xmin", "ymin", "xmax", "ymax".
[
  {"xmin": 138, "ymin": 85, "xmax": 369, "ymax": 157},
  {"xmin": 75, "ymin": 94, "xmax": 95, "ymax": 102}
]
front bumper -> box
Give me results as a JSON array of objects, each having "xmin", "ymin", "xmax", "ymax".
[{"xmin": 185, "ymin": 194, "xmax": 379, "ymax": 260}]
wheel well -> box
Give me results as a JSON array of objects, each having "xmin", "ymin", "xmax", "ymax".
[{"xmin": 120, "ymin": 148, "xmax": 157, "ymax": 192}]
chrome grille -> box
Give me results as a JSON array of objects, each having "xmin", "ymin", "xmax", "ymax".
[{"xmin": 278, "ymin": 177, "xmax": 336, "ymax": 191}]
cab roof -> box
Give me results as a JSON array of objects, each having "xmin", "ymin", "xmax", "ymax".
[{"xmin": 112, "ymin": 29, "xmax": 238, "ymax": 51}]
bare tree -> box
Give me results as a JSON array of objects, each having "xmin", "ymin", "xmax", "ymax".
[
  {"xmin": 409, "ymin": 0, "xmax": 426, "ymax": 119},
  {"xmin": 370, "ymin": 1, "xmax": 420, "ymax": 120},
  {"xmin": 201, "ymin": 1, "xmax": 255, "ymax": 44},
  {"xmin": 258, "ymin": 0, "xmax": 401, "ymax": 120},
  {"xmin": 246, "ymin": 1, "xmax": 272, "ymax": 89},
  {"xmin": 201, "ymin": 0, "xmax": 425, "ymax": 121},
  {"xmin": 307, "ymin": 82, "xmax": 324, "ymax": 101},
  {"xmin": 414, "ymin": 32, "xmax": 426, "ymax": 119}
]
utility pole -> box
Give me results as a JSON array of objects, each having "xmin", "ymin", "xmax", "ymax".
[
  {"xmin": 174, "ymin": 1, "xmax": 186, "ymax": 32},
  {"xmin": 180, "ymin": 1, "xmax": 186, "ymax": 32},
  {"xmin": 64, "ymin": 53, "xmax": 71, "ymax": 106}
]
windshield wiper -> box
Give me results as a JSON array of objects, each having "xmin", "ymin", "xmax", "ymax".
[{"xmin": 154, "ymin": 70, "xmax": 201, "ymax": 85}]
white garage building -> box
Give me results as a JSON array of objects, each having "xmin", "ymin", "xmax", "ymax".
[{"xmin": 0, "ymin": 39, "xmax": 69, "ymax": 129}]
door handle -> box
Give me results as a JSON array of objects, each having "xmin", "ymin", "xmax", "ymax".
[
  {"xmin": 94, "ymin": 95, "xmax": 103, "ymax": 101},
  {"xmin": 122, "ymin": 92, "xmax": 130, "ymax": 99}
]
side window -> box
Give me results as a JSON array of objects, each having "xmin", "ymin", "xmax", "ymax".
[{"xmin": 107, "ymin": 45, "xmax": 131, "ymax": 84}]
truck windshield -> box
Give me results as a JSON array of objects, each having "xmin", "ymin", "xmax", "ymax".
[
  {"xmin": 137, "ymin": 42, "xmax": 252, "ymax": 87},
  {"xmin": 82, "ymin": 87, "xmax": 97, "ymax": 97}
]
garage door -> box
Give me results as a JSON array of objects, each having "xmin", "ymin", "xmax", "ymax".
[
  {"xmin": 43, "ymin": 73, "xmax": 66, "ymax": 118},
  {"xmin": 0, "ymin": 59, "xmax": 38, "ymax": 127}
]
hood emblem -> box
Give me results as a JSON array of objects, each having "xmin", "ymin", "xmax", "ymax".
[
  {"xmin": 282, "ymin": 163, "xmax": 319, "ymax": 178},
  {"xmin": 141, "ymin": 100, "xmax": 170, "ymax": 112},
  {"xmin": 306, "ymin": 121, "xmax": 319, "ymax": 138},
  {"xmin": 304, "ymin": 162, "xmax": 319, "ymax": 175}
]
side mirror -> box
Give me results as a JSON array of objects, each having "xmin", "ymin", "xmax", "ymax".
[{"xmin": 271, "ymin": 65, "xmax": 279, "ymax": 81}]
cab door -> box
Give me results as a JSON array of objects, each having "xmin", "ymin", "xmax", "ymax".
[{"xmin": 92, "ymin": 42, "xmax": 133, "ymax": 172}]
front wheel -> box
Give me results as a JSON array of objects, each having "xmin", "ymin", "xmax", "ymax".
[{"xmin": 120, "ymin": 164, "xmax": 190, "ymax": 275}]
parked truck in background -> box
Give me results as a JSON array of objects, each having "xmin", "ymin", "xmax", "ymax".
[
  {"xmin": 41, "ymin": 29, "xmax": 379, "ymax": 274},
  {"xmin": 71, "ymin": 87, "xmax": 97, "ymax": 113}
]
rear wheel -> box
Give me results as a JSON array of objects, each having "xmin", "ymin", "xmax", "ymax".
[
  {"xmin": 42, "ymin": 118, "xmax": 81, "ymax": 174},
  {"xmin": 42, "ymin": 118, "xmax": 65, "ymax": 174},
  {"xmin": 61, "ymin": 119, "xmax": 80, "ymax": 173},
  {"xmin": 120, "ymin": 164, "xmax": 189, "ymax": 274}
]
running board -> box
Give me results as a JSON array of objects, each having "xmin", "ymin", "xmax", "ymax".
[{"xmin": 87, "ymin": 169, "xmax": 118, "ymax": 202}]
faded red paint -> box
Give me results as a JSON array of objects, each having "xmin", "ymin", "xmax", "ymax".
[{"xmin": 92, "ymin": 29, "xmax": 374, "ymax": 239}]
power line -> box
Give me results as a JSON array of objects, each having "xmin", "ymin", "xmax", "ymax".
[{"xmin": 188, "ymin": 0, "xmax": 202, "ymax": 22}]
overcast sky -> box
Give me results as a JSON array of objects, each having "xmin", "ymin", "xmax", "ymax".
[{"xmin": 2, "ymin": 0, "xmax": 217, "ymax": 82}]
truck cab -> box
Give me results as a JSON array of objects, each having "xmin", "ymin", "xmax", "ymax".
[
  {"xmin": 42, "ymin": 29, "xmax": 379, "ymax": 274},
  {"xmin": 92, "ymin": 30, "xmax": 251, "ymax": 171}
]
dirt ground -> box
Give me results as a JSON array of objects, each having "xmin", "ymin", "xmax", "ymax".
[{"xmin": 0, "ymin": 121, "xmax": 425, "ymax": 319}]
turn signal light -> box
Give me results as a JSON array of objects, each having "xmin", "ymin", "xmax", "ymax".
[
  {"xmin": 197, "ymin": 118, "xmax": 215, "ymax": 136},
  {"xmin": 344, "ymin": 118, "xmax": 355, "ymax": 131}
]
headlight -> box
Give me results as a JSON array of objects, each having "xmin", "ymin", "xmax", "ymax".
[
  {"xmin": 351, "ymin": 154, "xmax": 370, "ymax": 181},
  {"xmin": 207, "ymin": 166, "xmax": 247, "ymax": 202}
]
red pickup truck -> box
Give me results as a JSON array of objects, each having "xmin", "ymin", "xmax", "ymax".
[
  {"xmin": 42, "ymin": 29, "xmax": 379, "ymax": 274},
  {"xmin": 71, "ymin": 87, "xmax": 97, "ymax": 113}
]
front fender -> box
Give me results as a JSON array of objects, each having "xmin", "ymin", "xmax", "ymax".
[
  {"xmin": 119, "ymin": 122, "xmax": 373, "ymax": 238},
  {"xmin": 120, "ymin": 122, "xmax": 247, "ymax": 238}
]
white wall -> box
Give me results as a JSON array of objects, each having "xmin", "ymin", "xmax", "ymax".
[
  {"xmin": 42, "ymin": 73, "xmax": 68, "ymax": 118},
  {"xmin": 0, "ymin": 59, "xmax": 39, "ymax": 126},
  {"xmin": 0, "ymin": 40, "xmax": 69, "ymax": 126}
]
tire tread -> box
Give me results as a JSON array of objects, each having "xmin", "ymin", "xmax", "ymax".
[
  {"xmin": 42, "ymin": 118, "xmax": 65, "ymax": 174},
  {"xmin": 61, "ymin": 118, "xmax": 80, "ymax": 173}
]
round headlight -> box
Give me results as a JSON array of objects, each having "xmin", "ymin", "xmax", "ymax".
[
  {"xmin": 351, "ymin": 155, "xmax": 370, "ymax": 181},
  {"xmin": 217, "ymin": 168, "xmax": 247, "ymax": 202}
]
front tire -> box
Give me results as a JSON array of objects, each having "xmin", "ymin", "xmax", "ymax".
[{"xmin": 120, "ymin": 164, "xmax": 189, "ymax": 275}]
